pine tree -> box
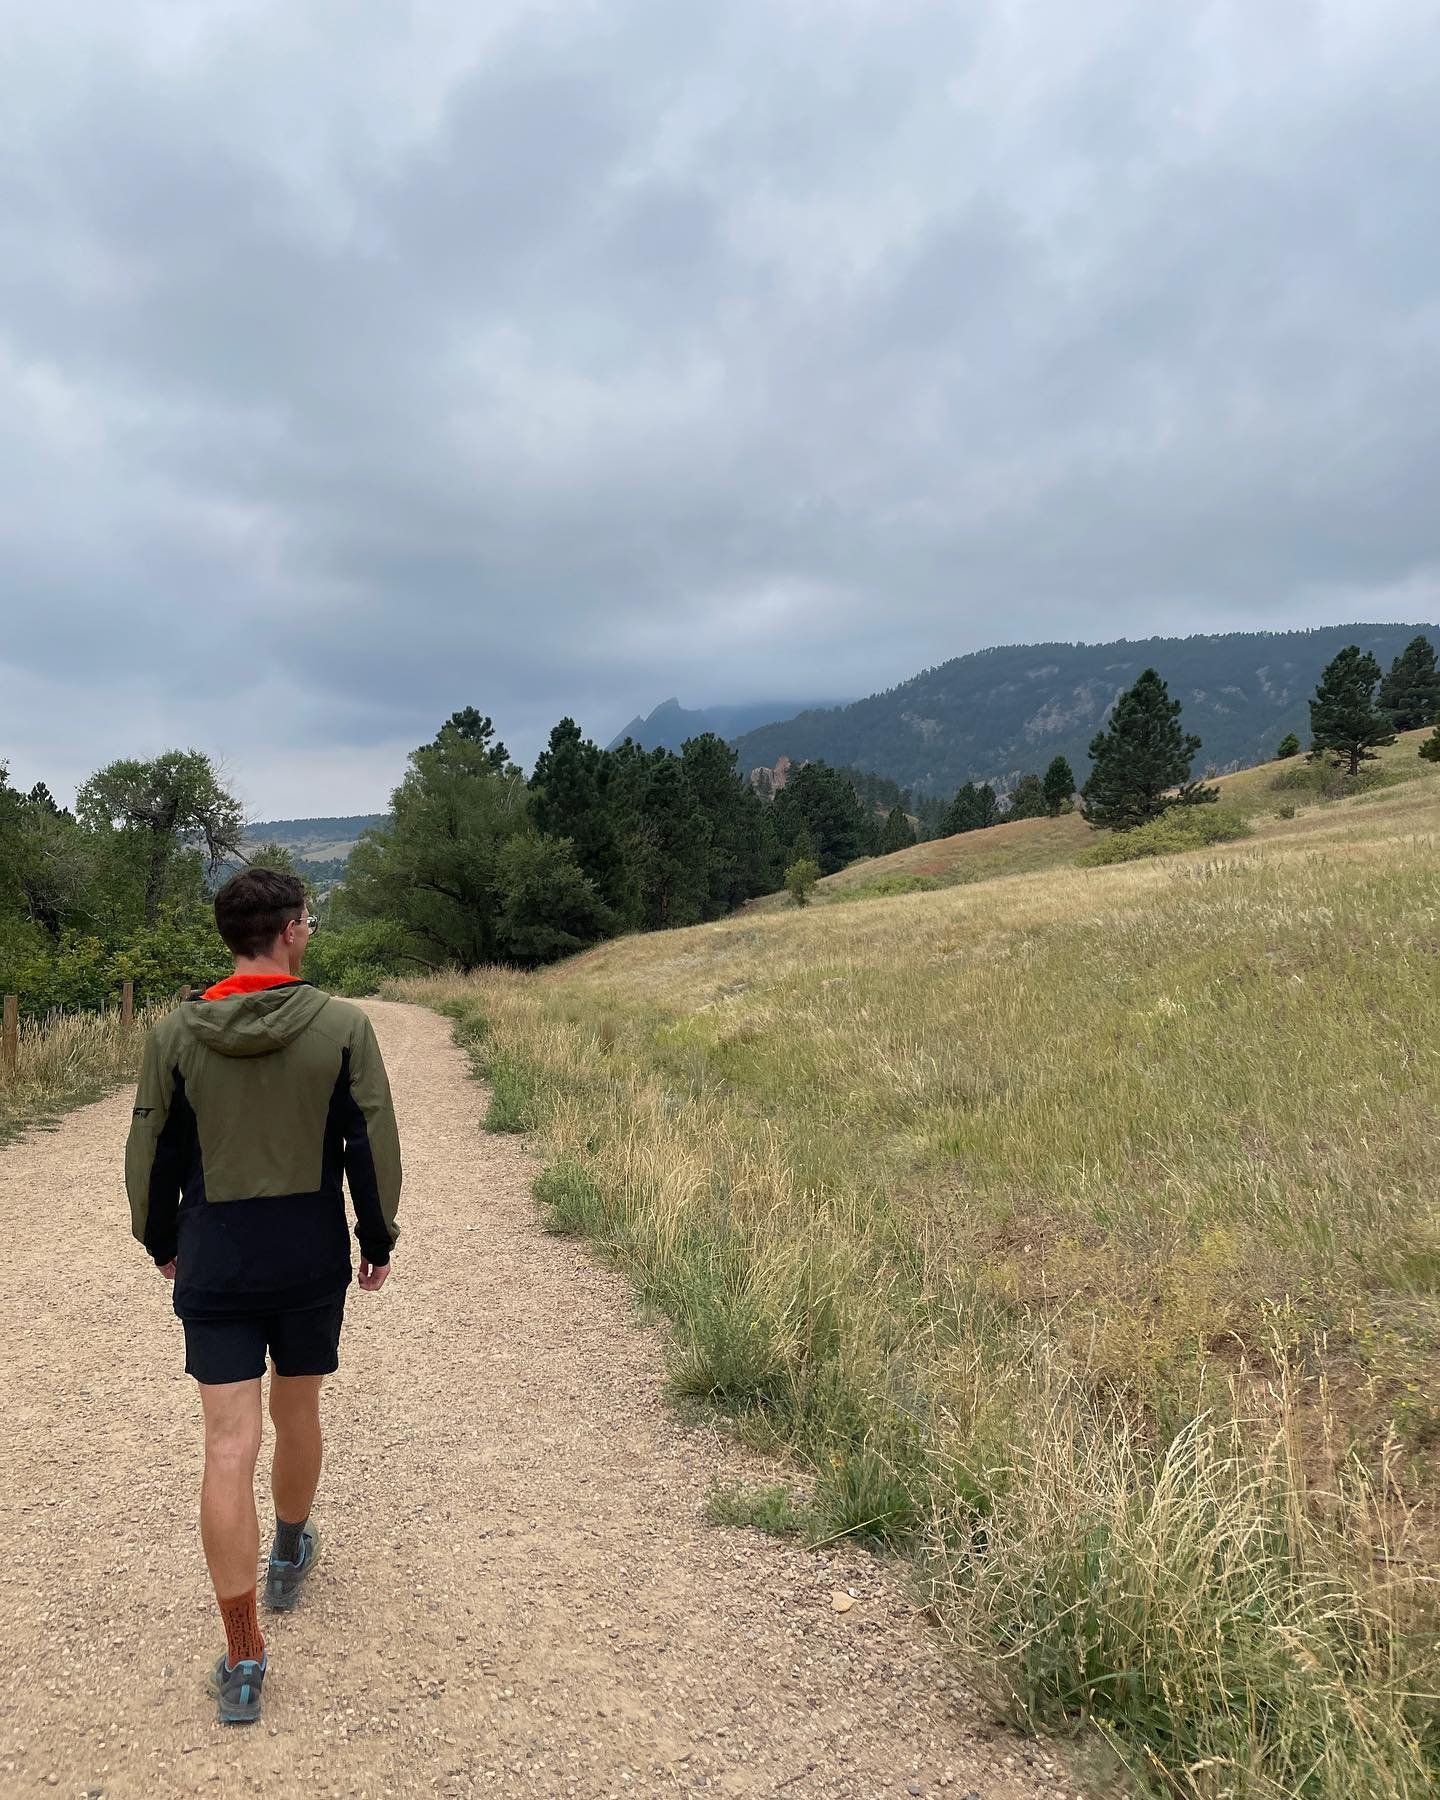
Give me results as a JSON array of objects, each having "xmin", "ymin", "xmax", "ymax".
[
  {"xmin": 1377, "ymin": 635, "xmax": 1440, "ymax": 732},
  {"xmin": 769, "ymin": 763, "xmax": 869, "ymax": 874},
  {"xmin": 1081, "ymin": 669, "xmax": 1216, "ymax": 831},
  {"xmin": 25, "ymin": 782, "xmax": 61, "ymax": 815},
  {"xmin": 681, "ymin": 734, "xmax": 765, "ymax": 917},
  {"xmin": 529, "ymin": 719, "xmax": 625, "ymax": 910},
  {"xmin": 432, "ymin": 707, "xmax": 512, "ymax": 772},
  {"xmin": 636, "ymin": 754, "xmax": 710, "ymax": 929},
  {"xmin": 1275, "ymin": 733, "xmax": 1301, "ymax": 759},
  {"xmin": 1042, "ymin": 755, "xmax": 1076, "ymax": 816},
  {"xmin": 1309, "ymin": 646, "xmax": 1395, "ymax": 776},
  {"xmin": 879, "ymin": 805, "xmax": 915, "ymax": 854},
  {"xmin": 912, "ymin": 792, "xmax": 949, "ymax": 841},
  {"xmin": 941, "ymin": 782, "xmax": 983, "ymax": 835},
  {"xmin": 1418, "ymin": 724, "xmax": 1440, "ymax": 764},
  {"xmin": 1005, "ymin": 773, "xmax": 1046, "ymax": 819},
  {"xmin": 976, "ymin": 783, "xmax": 1001, "ymax": 828}
]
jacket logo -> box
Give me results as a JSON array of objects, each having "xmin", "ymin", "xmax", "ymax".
[{"xmin": 132, "ymin": 1106, "xmax": 154, "ymax": 1117}]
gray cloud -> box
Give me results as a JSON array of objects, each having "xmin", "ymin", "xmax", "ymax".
[{"xmin": 2, "ymin": 0, "xmax": 1438, "ymax": 814}]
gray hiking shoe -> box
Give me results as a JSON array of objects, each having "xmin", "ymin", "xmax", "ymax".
[
  {"xmin": 205, "ymin": 1651, "xmax": 267, "ymax": 1725},
  {"xmin": 264, "ymin": 1521, "xmax": 321, "ymax": 1612}
]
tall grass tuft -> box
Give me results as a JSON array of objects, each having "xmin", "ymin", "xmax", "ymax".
[
  {"xmin": 929, "ymin": 1386, "xmax": 1439, "ymax": 1797},
  {"xmin": 0, "ymin": 1005, "xmax": 153, "ymax": 1142}
]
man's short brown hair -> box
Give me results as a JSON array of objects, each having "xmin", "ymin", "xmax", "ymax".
[{"xmin": 214, "ymin": 868, "xmax": 307, "ymax": 959}]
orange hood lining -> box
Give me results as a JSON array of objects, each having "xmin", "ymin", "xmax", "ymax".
[{"xmin": 202, "ymin": 973, "xmax": 302, "ymax": 1001}]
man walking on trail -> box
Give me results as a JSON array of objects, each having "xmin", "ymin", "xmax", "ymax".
[{"xmin": 125, "ymin": 869, "xmax": 401, "ymax": 1726}]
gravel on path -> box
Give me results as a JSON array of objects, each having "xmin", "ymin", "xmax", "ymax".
[{"xmin": 1, "ymin": 998, "xmax": 1080, "ymax": 1799}]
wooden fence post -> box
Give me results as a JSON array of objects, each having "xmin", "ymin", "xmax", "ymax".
[
  {"xmin": 2, "ymin": 993, "xmax": 17, "ymax": 1078},
  {"xmin": 121, "ymin": 979, "xmax": 134, "ymax": 1032}
]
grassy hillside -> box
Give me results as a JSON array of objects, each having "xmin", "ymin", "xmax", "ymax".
[
  {"xmin": 751, "ymin": 729, "xmax": 1437, "ymax": 909},
  {"xmin": 396, "ymin": 738, "xmax": 1440, "ymax": 1794}
]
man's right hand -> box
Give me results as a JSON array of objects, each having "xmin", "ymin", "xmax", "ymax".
[{"xmin": 358, "ymin": 1260, "xmax": 389, "ymax": 1292}]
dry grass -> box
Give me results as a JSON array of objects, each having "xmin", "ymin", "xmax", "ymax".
[
  {"xmin": 395, "ymin": 742, "xmax": 1440, "ymax": 1795},
  {"xmin": 746, "ymin": 727, "xmax": 1437, "ymax": 909},
  {"xmin": 0, "ymin": 1005, "xmax": 153, "ymax": 1143}
]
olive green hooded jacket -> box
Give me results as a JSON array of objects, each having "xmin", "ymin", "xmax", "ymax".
[{"xmin": 125, "ymin": 982, "xmax": 401, "ymax": 1318}]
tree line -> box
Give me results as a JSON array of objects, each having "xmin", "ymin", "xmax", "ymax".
[{"xmin": 3, "ymin": 638, "xmax": 1435, "ymax": 1010}]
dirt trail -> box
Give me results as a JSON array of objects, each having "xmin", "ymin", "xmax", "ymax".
[{"xmin": 1, "ymin": 1000, "xmax": 1076, "ymax": 1799}]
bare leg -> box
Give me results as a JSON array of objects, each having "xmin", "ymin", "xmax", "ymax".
[
  {"xmin": 269, "ymin": 1373, "xmax": 325, "ymax": 1526},
  {"xmin": 198, "ymin": 1380, "xmax": 264, "ymax": 1599}
]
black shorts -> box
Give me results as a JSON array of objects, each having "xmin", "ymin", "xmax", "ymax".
[{"xmin": 182, "ymin": 1293, "xmax": 347, "ymax": 1386}]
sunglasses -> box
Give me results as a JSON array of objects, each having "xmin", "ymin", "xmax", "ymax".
[{"xmin": 289, "ymin": 912, "xmax": 319, "ymax": 934}]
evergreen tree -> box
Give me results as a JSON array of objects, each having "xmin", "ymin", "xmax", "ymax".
[
  {"xmin": 25, "ymin": 782, "xmax": 62, "ymax": 815},
  {"xmin": 495, "ymin": 834, "xmax": 615, "ymax": 966},
  {"xmin": 770, "ymin": 762, "xmax": 869, "ymax": 874},
  {"xmin": 680, "ymin": 733, "xmax": 763, "ymax": 918},
  {"xmin": 1308, "ymin": 646, "xmax": 1395, "ymax": 776},
  {"xmin": 1377, "ymin": 635, "xmax": 1440, "ymax": 731},
  {"xmin": 878, "ymin": 805, "xmax": 915, "ymax": 854},
  {"xmin": 912, "ymin": 792, "xmax": 949, "ymax": 840},
  {"xmin": 785, "ymin": 818, "xmax": 820, "ymax": 867},
  {"xmin": 1081, "ymin": 669, "xmax": 1217, "ymax": 831},
  {"xmin": 1042, "ymin": 755, "xmax": 1076, "ymax": 816},
  {"xmin": 1275, "ymin": 733, "xmax": 1301, "ymax": 759},
  {"xmin": 1419, "ymin": 724, "xmax": 1440, "ymax": 763},
  {"xmin": 529, "ymin": 719, "xmax": 626, "ymax": 910},
  {"xmin": 975, "ymin": 782, "xmax": 1001, "ymax": 828},
  {"xmin": 636, "ymin": 754, "xmax": 710, "ymax": 928},
  {"xmin": 1005, "ymin": 773, "xmax": 1046, "ymax": 819},
  {"xmin": 433, "ymin": 707, "xmax": 512, "ymax": 771},
  {"xmin": 942, "ymin": 782, "xmax": 984, "ymax": 835}
]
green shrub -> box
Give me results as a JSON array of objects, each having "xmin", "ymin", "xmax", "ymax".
[
  {"xmin": 842, "ymin": 874, "xmax": 942, "ymax": 902},
  {"xmin": 1, "ymin": 915, "xmax": 230, "ymax": 1016},
  {"xmin": 1076, "ymin": 806, "xmax": 1251, "ymax": 866},
  {"xmin": 785, "ymin": 857, "xmax": 821, "ymax": 907},
  {"xmin": 303, "ymin": 918, "xmax": 411, "ymax": 997},
  {"xmin": 1270, "ymin": 760, "xmax": 1403, "ymax": 802}
]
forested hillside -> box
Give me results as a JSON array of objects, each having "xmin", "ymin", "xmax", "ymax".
[{"xmin": 729, "ymin": 623, "xmax": 1440, "ymax": 795}]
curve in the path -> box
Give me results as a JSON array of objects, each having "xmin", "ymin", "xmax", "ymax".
[{"xmin": 1, "ymin": 999, "xmax": 1075, "ymax": 1799}]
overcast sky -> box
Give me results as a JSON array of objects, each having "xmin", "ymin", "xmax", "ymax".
[{"xmin": 3, "ymin": 1, "xmax": 1438, "ymax": 817}]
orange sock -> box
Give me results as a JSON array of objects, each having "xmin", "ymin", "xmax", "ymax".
[{"xmin": 218, "ymin": 1588, "xmax": 265, "ymax": 1667}]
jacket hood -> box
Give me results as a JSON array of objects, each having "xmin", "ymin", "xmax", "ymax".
[{"xmin": 178, "ymin": 982, "xmax": 332, "ymax": 1058}]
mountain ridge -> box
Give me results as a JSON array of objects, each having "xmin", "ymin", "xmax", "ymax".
[
  {"xmin": 727, "ymin": 623, "xmax": 1439, "ymax": 796},
  {"xmin": 604, "ymin": 695, "xmax": 849, "ymax": 754}
]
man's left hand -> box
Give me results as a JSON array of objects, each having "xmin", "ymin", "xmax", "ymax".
[{"xmin": 157, "ymin": 1259, "xmax": 176, "ymax": 1280}]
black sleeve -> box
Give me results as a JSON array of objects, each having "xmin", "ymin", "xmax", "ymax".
[
  {"xmin": 142, "ymin": 1071, "xmax": 194, "ymax": 1265},
  {"xmin": 337, "ymin": 1049, "xmax": 395, "ymax": 1266}
]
